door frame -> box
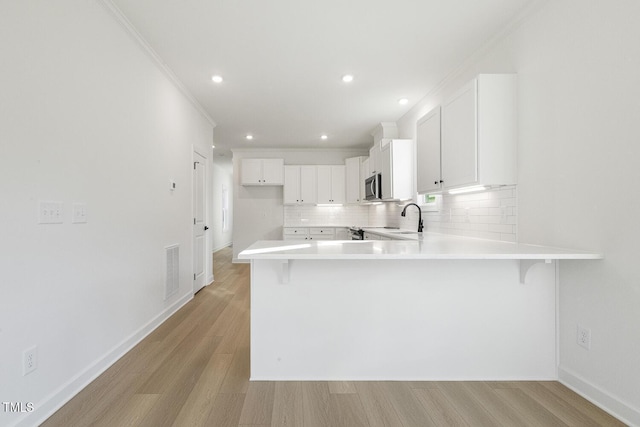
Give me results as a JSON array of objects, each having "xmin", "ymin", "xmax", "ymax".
[{"xmin": 192, "ymin": 147, "xmax": 210, "ymax": 293}]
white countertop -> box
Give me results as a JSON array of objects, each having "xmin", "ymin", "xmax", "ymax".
[{"xmin": 238, "ymin": 232, "xmax": 603, "ymax": 260}]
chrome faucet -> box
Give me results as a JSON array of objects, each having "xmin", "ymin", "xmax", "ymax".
[{"xmin": 401, "ymin": 203, "xmax": 423, "ymax": 233}]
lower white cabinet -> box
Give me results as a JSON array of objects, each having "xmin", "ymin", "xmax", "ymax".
[
  {"xmin": 309, "ymin": 228, "xmax": 335, "ymax": 240},
  {"xmin": 363, "ymin": 232, "xmax": 381, "ymax": 240},
  {"xmin": 283, "ymin": 227, "xmax": 309, "ymax": 240},
  {"xmin": 283, "ymin": 227, "xmax": 344, "ymax": 240}
]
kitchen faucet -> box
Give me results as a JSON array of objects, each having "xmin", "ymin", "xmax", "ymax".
[{"xmin": 401, "ymin": 203, "xmax": 423, "ymax": 233}]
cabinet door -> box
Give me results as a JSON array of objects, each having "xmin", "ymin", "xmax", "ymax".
[
  {"xmin": 261, "ymin": 159, "xmax": 284, "ymax": 184},
  {"xmin": 442, "ymin": 79, "xmax": 478, "ymax": 188},
  {"xmin": 381, "ymin": 144, "xmax": 392, "ymax": 200},
  {"xmin": 316, "ymin": 166, "xmax": 332, "ymax": 203},
  {"xmin": 299, "ymin": 165, "xmax": 317, "ymax": 204},
  {"xmin": 361, "ymin": 158, "xmax": 370, "ymax": 199},
  {"xmin": 283, "ymin": 166, "xmax": 300, "ymax": 204},
  {"xmin": 241, "ymin": 159, "xmax": 263, "ymax": 184},
  {"xmin": 416, "ymin": 107, "xmax": 442, "ymax": 193},
  {"xmin": 316, "ymin": 165, "xmax": 344, "ymax": 204},
  {"xmin": 331, "ymin": 166, "xmax": 346, "ymax": 204},
  {"xmin": 345, "ymin": 157, "xmax": 361, "ymax": 204},
  {"xmin": 369, "ymin": 145, "xmax": 380, "ymax": 175}
]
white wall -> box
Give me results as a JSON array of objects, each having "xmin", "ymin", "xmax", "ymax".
[
  {"xmin": 397, "ymin": 0, "xmax": 640, "ymax": 423},
  {"xmin": 0, "ymin": 2, "xmax": 214, "ymax": 426},
  {"xmin": 231, "ymin": 149, "xmax": 366, "ymax": 261},
  {"xmin": 211, "ymin": 157, "xmax": 234, "ymax": 252}
]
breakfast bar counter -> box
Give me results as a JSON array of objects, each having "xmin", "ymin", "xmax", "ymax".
[{"xmin": 238, "ymin": 234, "xmax": 602, "ymax": 381}]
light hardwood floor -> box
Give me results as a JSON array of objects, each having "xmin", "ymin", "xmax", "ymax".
[{"xmin": 42, "ymin": 247, "xmax": 625, "ymax": 426}]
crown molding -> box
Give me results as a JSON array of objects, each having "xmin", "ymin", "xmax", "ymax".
[
  {"xmin": 98, "ymin": 0, "xmax": 216, "ymax": 128},
  {"xmin": 403, "ymin": 0, "xmax": 550, "ymax": 121}
]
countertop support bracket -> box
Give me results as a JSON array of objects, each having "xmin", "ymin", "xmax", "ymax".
[
  {"xmin": 280, "ymin": 260, "xmax": 291, "ymax": 284},
  {"xmin": 520, "ymin": 259, "xmax": 553, "ymax": 284}
]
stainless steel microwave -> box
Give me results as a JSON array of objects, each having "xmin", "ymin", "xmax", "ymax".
[{"xmin": 365, "ymin": 173, "xmax": 382, "ymax": 201}]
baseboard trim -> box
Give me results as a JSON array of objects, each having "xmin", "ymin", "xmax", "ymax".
[
  {"xmin": 233, "ymin": 258, "xmax": 249, "ymax": 264},
  {"xmin": 559, "ymin": 367, "xmax": 639, "ymax": 426},
  {"xmin": 212, "ymin": 242, "xmax": 232, "ymax": 253},
  {"xmin": 17, "ymin": 292, "xmax": 193, "ymax": 427}
]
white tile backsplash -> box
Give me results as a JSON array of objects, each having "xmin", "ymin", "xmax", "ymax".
[
  {"xmin": 381, "ymin": 186, "xmax": 518, "ymax": 242},
  {"xmin": 283, "ymin": 186, "xmax": 517, "ymax": 242},
  {"xmin": 284, "ymin": 205, "xmax": 369, "ymax": 226}
]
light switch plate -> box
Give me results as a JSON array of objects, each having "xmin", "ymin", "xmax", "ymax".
[{"xmin": 72, "ymin": 202, "xmax": 87, "ymax": 224}]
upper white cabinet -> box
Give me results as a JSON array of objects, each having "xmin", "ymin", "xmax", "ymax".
[
  {"xmin": 368, "ymin": 144, "xmax": 381, "ymax": 176},
  {"xmin": 241, "ymin": 158, "xmax": 284, "ymax": 185},
  {"xmin": 380, "ymin": 139, "xmax": 414, "ymax": 201},
  {"xmin": 317, "ymin": 165, "xmax": 346, "ymax": 204},
  {"xmin": 368, "ymin": 122, "xmax": 398, "ymax": 177},
  {"xmin": 345, "ymin": 156, "xmax": 366, "ymax": 204},
  {"xmin": 284, "ymin": 165, "xmax": 317, "ymax": 205},
  {"xmin": 416, "ymin": 106, "xmax": 442, "ymax": 194},
  {"xmin": 441, "ymin": 74, "xmax": 517, "ymax": 190}
]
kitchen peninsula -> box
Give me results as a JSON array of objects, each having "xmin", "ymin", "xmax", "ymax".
[{"xmin": 239, "ymin": 233, "xmax": 601, "ymax": 381}]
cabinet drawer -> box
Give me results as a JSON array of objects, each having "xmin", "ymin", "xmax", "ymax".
[
  {"xmin": 283, "ymin": 228, "xmax": 309, "ymax": 235},
  {"xmin": 309, "ymin": 228, "xmax": 335, "ymax": 236},
  {"xmin": 283, "ymin": 235, "xmax": 308, "ymax": 240}
]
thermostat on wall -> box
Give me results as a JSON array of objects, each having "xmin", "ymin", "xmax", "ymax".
[{"xmin": 169, "ymin": 180, "xmax": 176, "ymax": 191}]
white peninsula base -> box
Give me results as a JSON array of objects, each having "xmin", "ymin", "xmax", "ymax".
[{"xmin": 249, "ymin": 257, "xmax": 557, "ymax": 381}]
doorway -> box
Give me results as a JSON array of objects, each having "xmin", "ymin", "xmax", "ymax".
[{"xmin": 193, "ymin": 150, "xmax": 207, "ymax": 293}]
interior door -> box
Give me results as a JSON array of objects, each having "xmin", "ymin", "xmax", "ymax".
[{"xmin": 193, "ymin": 151, "xmax": 207, "ymax": 293}]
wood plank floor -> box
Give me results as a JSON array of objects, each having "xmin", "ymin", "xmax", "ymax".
[{"xmin": 42, "ymin": 246, "xmax": 625, "ymax": 426}]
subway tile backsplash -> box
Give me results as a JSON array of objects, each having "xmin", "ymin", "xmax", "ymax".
[
  {"xmin": 397, "ymin": 186, "xmax": 517, "ymax": 242},
  {"xmin": 284, "ymin": 205, "xmax": 369, "ymax": 226},
  {"xmin": 283, "ymin": 186, "xmax": 517, "ymax": 242}
]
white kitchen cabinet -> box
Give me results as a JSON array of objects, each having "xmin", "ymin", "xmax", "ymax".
[
  {"xmin": 380, "ymin": 139, "xmax": 414, "ymax": 201},
  {"xmin": 283, "ymin": 227, "xmax": 343, "ymax": 240},
  {"xmin": 368, "ymin": 144, "xmax": 381, "ymax": 176},
  {"xmin": 241, "ymin": 158, "xmax": 284, "ymax": 186},
  {"xmin": 283, "ymin": 227, "xmax": 309, "ymax": 240},
  {"xmin": 345, "ymin": 156, "xmax": 366, "ymax": 204},
  {"xmin": 441, "ymin": 74, "xmax": 517, "ymax": 190},
  {"xmin": 309, "ymin": 227, "xmax": 335, "ymax": 240},
  {"xmin": 416, "ymin": 106, "xmax": 442, "ymax": 194},
  {"xmin": 363, "ymin": 231, "xmax": 380, "ymax": 240},
  {"xmin": 284, "ymin": 165, "xmax": 317, "ymax": 205},
  {"xmin": 317, "ymin": 165, "xmax": 345, "ymax": 204}
]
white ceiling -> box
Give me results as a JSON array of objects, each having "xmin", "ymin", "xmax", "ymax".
[{"xmin": 111, "ymin": 0, "xmax": 532, "ymax": 156}]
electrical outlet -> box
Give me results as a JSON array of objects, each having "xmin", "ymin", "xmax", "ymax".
[
  {"xmin": 23, "ymin": 346, "xmax": 37, "ymax": 375},
  {"xmin": 38, "ymin": 201, "xmax": 64, "ymax": 224},
  {"xmin": 577, "ymin": 325, "xmax": 591, "ymax": 350}
]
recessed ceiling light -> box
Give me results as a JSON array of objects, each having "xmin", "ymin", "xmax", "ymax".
[
  {"xmin": 211, "ymin": 75, "xmax": 223, "ymax": 83},
  {"xmin": 321, "ymin": 134, "xmax": 328, "ymax": 140},
  {"xmin": 212, "ymin": 144, "xmax": 216, "ymax": 148},
  {"xmin": 342, "ymin": 74, "xmax": 354, "ymax": 83},
  {"xmin": 246, "ymin": 134, "xmax": 253, "ymax": 140},
  {"xmin": 398, "ymin": 98, "xmax": 409, "ymax": 105}
]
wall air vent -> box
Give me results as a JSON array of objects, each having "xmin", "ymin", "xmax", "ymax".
[{"xmin": 165, "ymin": 244, "xmax": 179, "ymax": 300}]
